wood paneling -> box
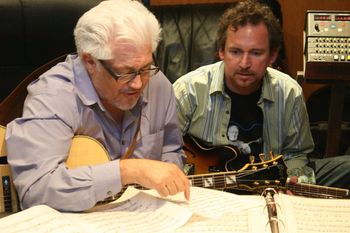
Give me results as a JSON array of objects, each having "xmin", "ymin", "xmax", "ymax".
[{"xmin": 150, "ymin": 0, "xmax": 237, "ymax": 5}]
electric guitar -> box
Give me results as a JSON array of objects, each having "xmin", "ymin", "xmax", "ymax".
[{"xmin": 183, "ymin": 134, "xmax": 350, "ymax": 199}]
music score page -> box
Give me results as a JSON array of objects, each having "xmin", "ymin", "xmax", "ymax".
[
  {"xmin": 2, "ymin": 187, "xmax": 349, "ymax": 233},
  {"xmin": 278, "ymin": 193, "xmax": 350, "ymax": 233}
]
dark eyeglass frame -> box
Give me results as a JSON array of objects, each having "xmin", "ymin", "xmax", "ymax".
[{"xmin": 98, "ymin": 59, "xmax": 160, "ymax": 83}]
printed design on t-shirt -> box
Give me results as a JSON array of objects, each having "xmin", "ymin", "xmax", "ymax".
[{"xmin": 227, "ymin": 123, "xmax": 262, "ymax": 156}]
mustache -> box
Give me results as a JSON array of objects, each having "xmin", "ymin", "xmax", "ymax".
[
  {"xmin": 121, "ymin": 86, "xmax": 142, "ymax": 94},
  {"xmin": 236, "ymin": 69, "xmax": 256, "ymax": 76}
]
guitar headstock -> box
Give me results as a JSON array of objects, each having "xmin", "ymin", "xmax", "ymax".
[
  {"xmin": 232, "ymin": 154, "xmax": 288, "ymax": 194},
  {"xmin": 187, "ymin": 154, "xmax": 288, "ymax": 195}
]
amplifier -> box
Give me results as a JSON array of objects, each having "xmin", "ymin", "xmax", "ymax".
[{"xmin": 304, "ymin": 11, "xmax": 350, "ymax": 82}]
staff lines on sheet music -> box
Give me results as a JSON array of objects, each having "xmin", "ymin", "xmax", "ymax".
[
  {"xmin": 175, "ymin": 212, "xmax": 251, "ymax": 233},
  {"xmin": 3, "ymin": 211, "xmax": 83, "ymax": 233},
  {"xmin": 284, "ymin": 196, "xmax": 350, "ymax": 232}
]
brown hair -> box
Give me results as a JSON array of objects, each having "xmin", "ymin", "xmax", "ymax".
[{"xmin": 216, "ymin": 0, "xmax": 283, "ymax": 53}]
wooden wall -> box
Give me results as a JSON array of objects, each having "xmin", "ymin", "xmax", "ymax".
[{"xmin": 150, "ymin": 0, "xmax": 237, "ymax": 5}]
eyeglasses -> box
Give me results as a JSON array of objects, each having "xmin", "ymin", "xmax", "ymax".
[{"xmin": 98, "ymin": 59, "xmax": 160, "ymax": 84}]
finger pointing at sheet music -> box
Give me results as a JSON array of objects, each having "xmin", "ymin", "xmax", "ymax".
[{"xmin": 120, "ymin": 159, "xmax": 190, "ymax": 201}]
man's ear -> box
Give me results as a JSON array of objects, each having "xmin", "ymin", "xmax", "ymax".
[
  {"xmin": 269, "ymin": 49, "xmax": 279, "ymax": 66},
  {"xmin": 81, "ymin": 53, "xmax": 97, "ymax": 75},
  {"xmin": 218, "ymin": 48, "xmax": 225, "ymax": 60}
]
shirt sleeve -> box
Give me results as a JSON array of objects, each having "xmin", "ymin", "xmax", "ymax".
[
  {"xmin": 160, "ymin": 84, "xmax": 186, "ymax": 167},
  {"xmin": 282, "ymin": 90, "xmax": 316, "ymax": 184},
  {"xmin": 173, "ymin": 78, "xmax": 196, "ymax": 136},
  {"xmin": 6, "ymin": 84, "xmax": 121, "ymax": 212}
]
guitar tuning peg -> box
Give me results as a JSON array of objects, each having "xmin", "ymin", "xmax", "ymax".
[
  {"xmin": 259, "ymin": 153, "xmax": 266, "ymax": 162},
  {"xmin": 269, "ymin": 151, "xmax": 274, "ymax": 159},
  {"xmin": 249, "ymin": 155, "xmax": 255, "ymax": 163},
  {"xmin": 274, "ymin": 180, "xmax": 281, "ymax": 185},
  {"xmin": 253, "ymin": 181, "xmax": 260, "ymax": 186}
]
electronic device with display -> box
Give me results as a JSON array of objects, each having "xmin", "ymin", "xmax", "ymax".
[{"xmin": 304, "ymin": 10, "xmax": 350, "ymax": 81}]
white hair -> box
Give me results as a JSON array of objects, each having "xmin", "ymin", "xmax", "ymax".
[{"xmin": 74, "ymin": 0, "xmax": 161, "ymax": 59}]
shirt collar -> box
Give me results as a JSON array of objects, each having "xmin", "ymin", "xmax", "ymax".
[
  {"xmin": 260, "ymin": 67, "xmax": 275, "ymax": 103},
  {"xmin": 209, "ymin": 61, "xmax": 226, "ymax": 95}
]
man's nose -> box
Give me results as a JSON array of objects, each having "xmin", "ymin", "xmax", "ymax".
[
  {"xmin": 128, "ymin": 74, "xmax": 143, "ymax": 89},
  {"xmin": 239, "ymin": 53, "xmax": 251, "ymax": 69}
]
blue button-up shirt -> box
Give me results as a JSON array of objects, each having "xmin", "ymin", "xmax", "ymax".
[{"xmin": 6, "ymin": 54, "xmax": 185, "ymax": 212}]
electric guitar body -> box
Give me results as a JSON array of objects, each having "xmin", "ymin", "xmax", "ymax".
[{"xmin": 183, "ymin": 134, "xmax": 247, "ymax": 174}]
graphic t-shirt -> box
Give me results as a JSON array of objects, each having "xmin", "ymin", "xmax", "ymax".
[{"xmin": 225, "ymin": 82, "xmax": 263, "ymax": 159}]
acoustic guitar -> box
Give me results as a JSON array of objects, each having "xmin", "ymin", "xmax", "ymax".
[
  {"xmin": 0, "ymin": 126, "xmax": 19, "ymax": 213},
  {"xmin": 183, "ymin": 134, "xmax": 350, "ymax": 199}
]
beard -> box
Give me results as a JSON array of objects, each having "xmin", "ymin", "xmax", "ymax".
[{"xmin": 111, "ymin": 91, "xmax": 141, "ymax": 111}]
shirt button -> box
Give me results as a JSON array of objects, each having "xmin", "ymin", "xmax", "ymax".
[
  {"xmin": 121, "ymin": 140, "xmax": 125, "ymax": 145},
  {"xmin": 222, "ymin": 134, "xmax": 225, "ymax": 138},
  {"xmin": 226, "ymin": 110, "xmax": 229, "ymax": 114}
]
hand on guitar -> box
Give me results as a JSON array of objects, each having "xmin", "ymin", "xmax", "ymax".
[
  {"xmin": 120, "ymin": 159, "xmax": 190, "ymax": 200},
  {"xmin": 285, "ymin": 176, "xmax": 298, "ymax": 195}
]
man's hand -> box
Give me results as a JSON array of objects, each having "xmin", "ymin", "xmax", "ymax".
[
  {"xmin": 286, "ymin": 176, "xmax": 298, "ymax": 195},
  {"xmin": 120, "ymin": 159, "xmax": 190, "ymax": 200}
]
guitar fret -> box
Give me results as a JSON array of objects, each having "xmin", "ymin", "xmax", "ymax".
[{"xmin": 214, "ymin": 174, "xmax": 222, "ymax": 189}]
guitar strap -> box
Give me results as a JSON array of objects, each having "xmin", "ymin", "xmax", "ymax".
[{"xmin": 121, "ymin": 115, "xmax": 141, "ymax": 160}]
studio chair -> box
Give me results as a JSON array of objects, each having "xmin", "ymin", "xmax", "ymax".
[
  {"xmin": 0, "ymin": 54, "xmax": 67, "ymax": 213},
  {"xmin": 0, "ymin": 54, "xmax": 68, "ymax": 126}
]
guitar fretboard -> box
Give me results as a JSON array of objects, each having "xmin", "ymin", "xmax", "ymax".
[
  {"xmin": 287, "ymin": 182, "xmax": 349, "ymax": 199},
  {"xmin": 188, "ymin": 172, "xmax": 237, "ymax": 190}
]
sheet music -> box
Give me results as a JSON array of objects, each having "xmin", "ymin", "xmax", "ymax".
[
  {"xmin": 0, "ymin": 205, "xmax": 94, "ymax": 233},
  {"xmin": 175, "ymin": 212, "xmax": 252, "ymax": 233},
  {"xmin": 143, "ymin": 186, "xmax": 263, "ymax": 218},
  {"xmin": 3, "ymin": 187, "xmax": 350, "ymax": 233},
  {"xmin": 278, "ymin": 193, "xmax": 350, "ymax": 233},
  {"xmin": 65, "ymin": 190, "xmax": 192, "ymax": 233}
]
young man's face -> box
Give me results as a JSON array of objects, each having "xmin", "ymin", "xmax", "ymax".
[{"xmin": 219, "ymin": 22, "xmax": 278, "ymax": 95}]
